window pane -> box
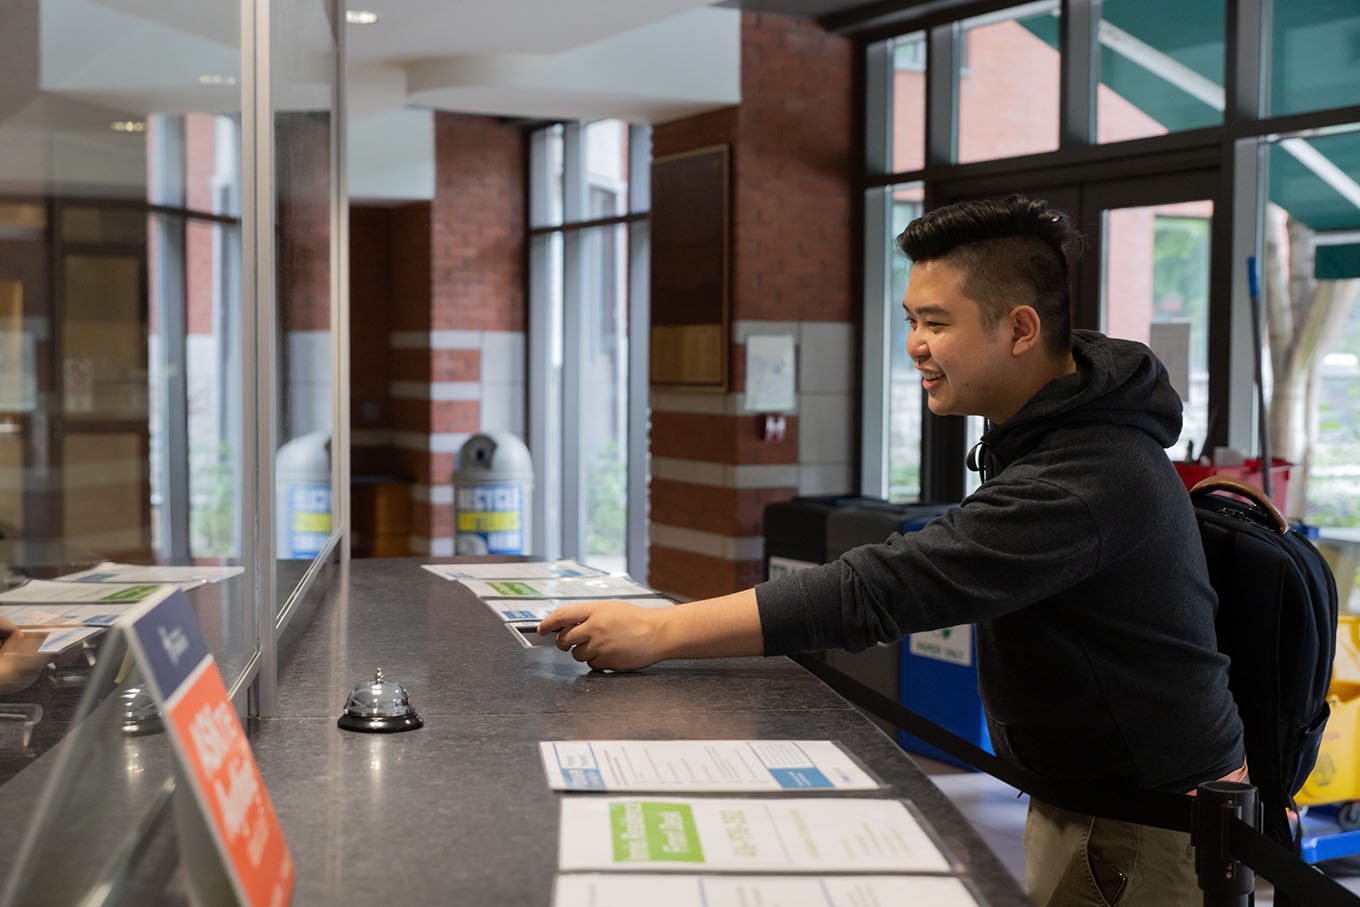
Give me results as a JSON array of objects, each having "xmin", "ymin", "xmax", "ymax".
[
  {"xmin": 1100, "ymin": 201, "xmax": 1213, "ymax": 458},
  {"xmin": 1263, "ymin": 126, "xmax": 1360, "ymax": 546},
  {"xmin": 1269, "ymin": 1, "xmax": 1360, "ymax": 118},
  {"xmin": 891, "ymin": 32, "xmax": 926, "ymax": 173},
  {"xmin": 584, "ymin": 120, "xmax": 629, "ymax": 219},
  {"xmin": 888, "ymin": 185, "xmax": 924, "ymax": 501},
  {"xmin": 272, "ymin": 0, "xmax": 337, "ymax": 609},
  {"xmin": 1096, "ymin": 0, "xmax": 1224, "ymax": 144},
  {"xmin": 581, "ymin": 225, "xmax": 629, "ymax": 570},
  {"xmin": 957, "ymin": 2, "xmax": 1061, "ymax": 164},
  {"xmin": 547, "ymin": 124, "xmax": 565, "ymax": 225}
]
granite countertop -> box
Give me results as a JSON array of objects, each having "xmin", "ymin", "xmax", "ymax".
[{"xmin": 249, "ymin": 558, "xmax": 1030, "ymax": 906}]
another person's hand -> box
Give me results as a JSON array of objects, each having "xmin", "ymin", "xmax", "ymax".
[
  {"xmin": 538, "ymin": 600, "xmax": 670, "ymax": 672},
  {"xmin": 0, "ymin": 617, "xmax": 50, "ymax": 695}
]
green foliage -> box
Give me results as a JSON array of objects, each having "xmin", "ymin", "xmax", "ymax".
[
  {"xmin": 586, "ymin": 440, "xmax": 626, "ymax": 557},
  {"xmin": 190, "ymin": 442, "xmax": 236, "ymax": 557},
  {"xmin": 1152, "ymin": 216, "xmax": 1210, "ymax": 372}
]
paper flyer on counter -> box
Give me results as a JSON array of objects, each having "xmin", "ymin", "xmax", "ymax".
[
  {"xmin": 0, "ymin": 580, "xmax": 165, "ymax": 605},
  {"xmin": 422, "ymin": 560, "xmax": 606, "ymax": 581},
  {"xmin": 57, "ymin": 562, "xmax": 243, "ymax": 588},
  {"xmin": 459, "ymin": 575, "xmax": 657, "ymax": 600},
  {"xmin": 35, "ymin": 625, "xmax": 105, "ymax": 653},
  {"xmin": 557, "ymin": 798, "xmax": 951, "ymax": 874},
  {"xmin": 541, "ymin": 740, "xmax": 880, "ymax": 793},
  {"xmin": 489, "ymin": 597, "xmax": 672, "ymax": 622},
  {"xmin": 0, "ymin": 604, "xmax": 126, "ymax": 627},
  {"xmin": 553, "ymin": 874, "xmax": 980, "ymax": 907}
]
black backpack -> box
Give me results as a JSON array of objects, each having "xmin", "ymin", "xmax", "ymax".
[{"xmin": 1192, "ymin": 476, "xmax": 1340, "ymax": 849}]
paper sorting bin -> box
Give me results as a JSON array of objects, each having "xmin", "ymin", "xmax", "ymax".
[
  {"xmin": 822, "ymin": 501, "xmax": 986, "ymax": 769},
  {"xmin": 763, "ymin": 496, "xmax": 983, "ymax": 767},
  {"xmin": 453, "ymin": 433, "xmax": 534, "ymax": 556},
  {"xmin": 1298, "ymin": 615, "xmax": 1360, "ymax": 808},
  {"xmin": 762, "ymin": 495, "xmax": 878, "ymax": 580}
]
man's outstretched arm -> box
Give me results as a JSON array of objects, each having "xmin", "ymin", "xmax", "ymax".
[{"xmin": 536, "ymin": 588, "xmax": 763, "ymax": 671}]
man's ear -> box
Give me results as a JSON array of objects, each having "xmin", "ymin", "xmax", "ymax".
[{"xmin": 1009, "ymin": 305, "xmax": 1042, "ymax": 357}]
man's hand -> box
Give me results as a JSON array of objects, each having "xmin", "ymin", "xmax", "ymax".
[
  {"xmin": 0, "ymin": 616, "xmax": 50, "ymax": 695},
  {"xmin": 537, "ymin": 588, "xmax": 765, "ymax": 671},
  {"xmin": 537, "ymin": 600, "xmax": 671, "ymax": 671}
]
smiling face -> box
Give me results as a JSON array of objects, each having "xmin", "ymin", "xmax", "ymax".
[{"xmin": 903, "ymin": 260, "xmax": 1023, "ymax": 421}]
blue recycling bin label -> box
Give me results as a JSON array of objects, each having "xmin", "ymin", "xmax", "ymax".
[
  {"xmin": 456, "ymin": 482, "xmax": 525, "ymax": 555},
  {"xmin": 285, "ymin": 483, "xmax": 332, "ymax": 558}
]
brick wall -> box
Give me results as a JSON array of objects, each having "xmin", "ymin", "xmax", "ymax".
[
  {"xmin": 348, "ymin": 114, "xmax": 527, "ymax": 556},
  {"xmin": 649, "ymin": 13, "xmax": 855, "ymax": 600}
]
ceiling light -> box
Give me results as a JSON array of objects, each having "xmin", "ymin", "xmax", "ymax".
[
  {"xmin": 110, "ymin": 121, "xmax": 145, "ymax": 134},
  {"xmin": 198, "ymin": 74, "xmax": 238, "ymax": 86},
  {"xmin": 346, "ymin": 10, "xmax": 378, "ymax": 25}
]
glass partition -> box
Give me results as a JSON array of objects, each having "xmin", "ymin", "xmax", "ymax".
[
  {"xmin": 272, "ymin": 0, "xmax": 339, "ymax": 614},
  {"xmin": 0, "ymin": 0, "xmax": 344, "ymax": 900}
]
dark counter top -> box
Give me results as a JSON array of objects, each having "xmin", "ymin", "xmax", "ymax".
[{"xmin": 250, "ymin": 558, "xmax": 1030, "ymax": 906}]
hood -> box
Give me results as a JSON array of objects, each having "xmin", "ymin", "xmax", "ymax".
[{"xmin": 976, "ymin": 330, "xmax": 1183, "ymax": 477}]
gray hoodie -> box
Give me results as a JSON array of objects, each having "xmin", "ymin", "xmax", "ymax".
[{"xmin": 756, "ymin": 330, "xmax": 1245, "ymax": 792}]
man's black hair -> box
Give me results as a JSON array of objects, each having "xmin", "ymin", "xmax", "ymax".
[{"xmin": 896, "ymin": 194, "xmax": 1082, "ymax": 357}]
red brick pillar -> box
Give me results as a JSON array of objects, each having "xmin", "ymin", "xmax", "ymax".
[
  {"xmin": 648, "ymin": 14, "xmax": 855, "ymax": 600},
  {"xmin": 361, "ymin": 114, "xmax": 527, "ymax": 557}
]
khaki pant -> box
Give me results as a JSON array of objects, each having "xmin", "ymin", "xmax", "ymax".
[{"xmin": 1025, "ymin": 798, "xmax": 1200, "ymax": 907}]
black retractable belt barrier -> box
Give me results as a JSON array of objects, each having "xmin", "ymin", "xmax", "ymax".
[{"xmin": 795, "ymin": 654, "xmax": 1360, "ymax": 907}]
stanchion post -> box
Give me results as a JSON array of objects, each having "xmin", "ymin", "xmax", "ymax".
[{"xmin": 1193, "ymin": 781, "xmax": 1259, "ymax": 907}]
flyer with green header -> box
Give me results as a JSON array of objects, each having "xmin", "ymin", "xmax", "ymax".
[
  {"xmin": 0, "ymin": 579, "xmax": 165, "ymax": 605},
  {"xmin": 558, "ymin": 798, "xmax": 951, "ymax": 874}
]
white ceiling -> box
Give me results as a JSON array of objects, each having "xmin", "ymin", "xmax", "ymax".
[
  {"xmin": 1, "ymin": 0, "xmax": 743, "ymax": 199},
  {"xmin": 346, "ymin": 0, "xmax": 715, "ymax": 61}
]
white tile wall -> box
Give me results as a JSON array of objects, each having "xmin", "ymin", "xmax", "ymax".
[
  {"xmin": 797, "ymin": 392, "xmax": 854, "ymax": 464},
  {"xmin": 797, "ymin": 463, "xmax": 854, "ymax": 495},
  {"xmin": 798, "ymin": 322, "xmax": 855, "ymax": 393}
]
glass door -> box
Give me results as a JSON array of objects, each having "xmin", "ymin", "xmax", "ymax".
[{"xmin": 1080, "ymin": 173, "xmax": 1217, "ymax": 459}]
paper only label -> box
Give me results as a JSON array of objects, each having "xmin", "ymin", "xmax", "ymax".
[{"xmin": 909, "ymin": 625, "xmax": 972, "ymax": 666}]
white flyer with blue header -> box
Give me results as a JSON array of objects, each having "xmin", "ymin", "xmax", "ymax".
[
  {"xmin": 540, "ymin": 740, "xmax": 880, "ymax": 792},
  {"xmin": 487, "ymin": 597, "xmax": 673, "ymax": 623},
  {"xmin": 553, "ymin": 875, "xmax": 980, "ymax": 907}
]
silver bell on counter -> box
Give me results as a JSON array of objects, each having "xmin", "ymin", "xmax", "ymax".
[{"xmin": 337, "ymin": 668, "xmax": 424, "ymax": 733}]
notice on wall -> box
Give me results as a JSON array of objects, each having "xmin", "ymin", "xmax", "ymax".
[
  {"xmin": 743, "ymin": 334, "xmax": 796, "ymax": 412},
  {"xmin": 909, "ymin": 625, "xmax": 972, "ymax": 667},
  {"xmin": 552, "ymin": 874, "xmax": 980, "ymax": 907},
  {"xmin": 121, "ymin": 588, "xmax": 294, "ymax": 907},
  {"xmin": 1148, "ymin": 321, "xmax": 1192, "ymax": 404},
  {"xmin": 540, "ymin": 740, "xmax": 880, "ymax": 793},
  {"xmin": 558, "ymin": 797, "xmax": 951, "ymax": 874}
]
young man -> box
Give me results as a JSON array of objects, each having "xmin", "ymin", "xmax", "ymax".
[{"xmin": 538, "ymin": 195, "xmax": 1244, "ymax": 907}]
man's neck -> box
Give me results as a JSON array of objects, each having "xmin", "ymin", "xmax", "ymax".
[{"xmin": 988, "ymin": 352, "xmax": 1078, "ymax": 424}]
